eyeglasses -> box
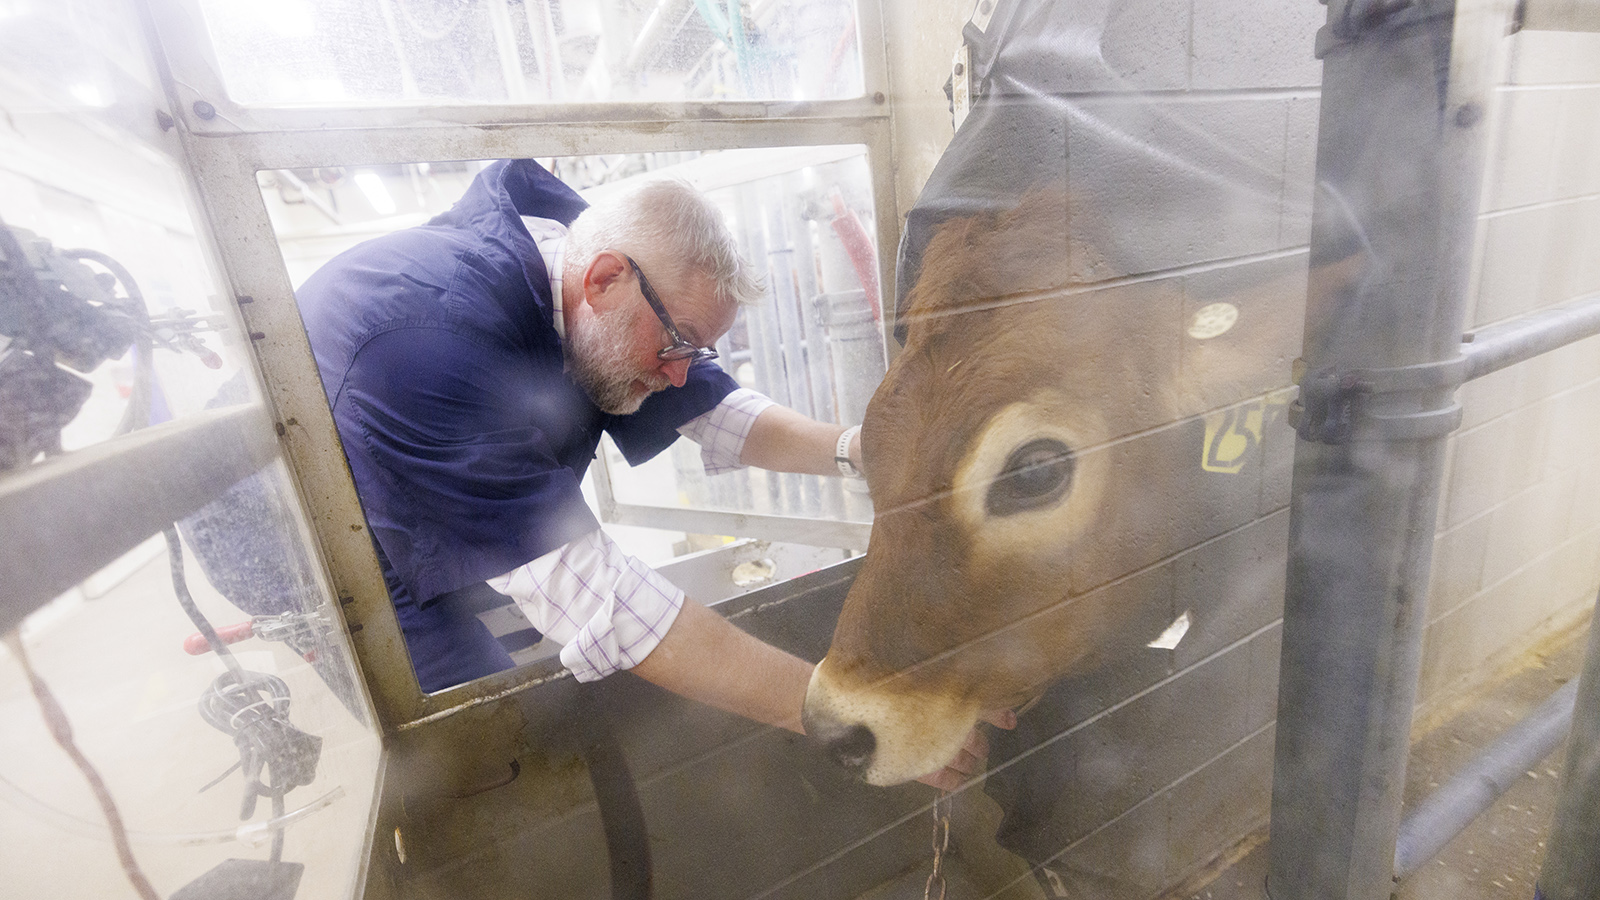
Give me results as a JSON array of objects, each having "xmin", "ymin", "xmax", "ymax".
[{"xmin": 623, "ymin": 254, "xmax": 719, "ymax": 363}]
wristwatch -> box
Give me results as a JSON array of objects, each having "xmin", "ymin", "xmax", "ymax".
[{"xmin": 835, "ymin": 425, "xmax": 864, "ymax": 479}]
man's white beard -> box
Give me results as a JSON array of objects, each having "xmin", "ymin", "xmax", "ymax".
[{"xmin": 565, "ymin": 304, "xmax": 668, "ymax": 415}]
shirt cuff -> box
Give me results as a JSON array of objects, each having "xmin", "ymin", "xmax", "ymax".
[
  {"xmin": 676, "ymin": 388, "xmax": 777, "ymax": 475},
  {"xmin": 487, "ymin": 529, "xmax": 685, "ymax": 682}
]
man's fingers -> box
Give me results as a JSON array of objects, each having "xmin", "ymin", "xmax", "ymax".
[
  {"xmin": 963, "ymin": 727, "xmax": 990, "ymax": 762},
  {"xmin": 914, "ymin": 711, "xmax": 1018, "ymax": 791},
  {"xmin": 980, "ymin": 708, "xmax": 1018, "ymax": 730},
  {"xmin": 947, "ymin": 747, "xmax": 981, "ymax": 777}
]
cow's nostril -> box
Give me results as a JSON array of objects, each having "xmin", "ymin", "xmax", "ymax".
[{"xmin": 825, "ymin": 724, "xmax": 877, "ymax": 772}]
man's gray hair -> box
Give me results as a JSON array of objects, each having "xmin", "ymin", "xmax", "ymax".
[{"xmin": 567, "ymin": 179, "xmax": 765, "ymax": 308}]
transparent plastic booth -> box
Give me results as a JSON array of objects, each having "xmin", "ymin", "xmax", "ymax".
[{"xmin": 4, "ymin": 1, "xmax": 1600, "ymax": 899}]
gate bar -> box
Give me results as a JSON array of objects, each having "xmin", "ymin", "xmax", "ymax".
[
  {"xmin": 1393, "ymin": 677, "xmax": 1579, "ymax": 876},
  {"xmin": 1516, "ymin": 0, "xmax": 1600, "ymax": 31},
  {"xmin": 1461, "ymin": 293, "xmax": 1600, "ymax": 382}
]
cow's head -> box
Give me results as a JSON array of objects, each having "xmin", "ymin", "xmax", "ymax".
[{"xmin": 802, "ymin": 189, "xmax": 1286, "ymax": 784}]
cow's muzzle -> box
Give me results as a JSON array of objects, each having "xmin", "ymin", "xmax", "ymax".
[
  {"xmin": 802, "ymin": 709, "xmax": 877, "ymax": 775},
  {"xmin": 803, "ymin": 658, "xmax": 977, "ymax": 786}
]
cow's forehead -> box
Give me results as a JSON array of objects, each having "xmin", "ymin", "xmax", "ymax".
[{"xmin": 893, "ymin": 293, "xmax": 1132, "ymax": 395}]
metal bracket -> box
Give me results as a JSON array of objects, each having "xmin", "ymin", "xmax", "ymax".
[
  {"xmin": 1288, "ymin": 355, "xmax": 1468, "ymax": 444},
  {"xmin": 1290, "ymin": 292, "xmax": 1600, "ymax": 444}
]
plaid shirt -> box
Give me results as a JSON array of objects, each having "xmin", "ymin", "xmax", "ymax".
[{"xmin": 489, "ymin": 388, "xmax": 775, "ymax": 681}]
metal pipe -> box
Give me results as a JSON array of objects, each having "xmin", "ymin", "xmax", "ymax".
[
  {"xmin": 1267, "ymin": 2, "xmax": 1507, "ymax": 898},
  {"xmin": 625, "ymin": 0, "xmax": 693, "ymax": 74},
  {"xmin": 1461, "ymin": 292, "xmax": 1600, "ymax": 382},
  {"xmin": 1394, "ymin": 678, "xmax": 1578, "ymax": 876},
  {"xmin": 484, "ymin": 0, "xmax": 529, "ymax": 103},
  {"xmin": 1, "ymin": 403, "xmax": 277, "ymax": 635},
  {"xmin": 1537, "ymin": 595, "xmax": 1600, "ymax": 900},
  {"xmin": 522, "ymin": 0, "xmax": 566, "ymax": 102}
]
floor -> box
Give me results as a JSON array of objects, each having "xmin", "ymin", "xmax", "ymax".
[{"xmin": 1168, "ymin": 624, "xmax": 1590, "ymax": 900}]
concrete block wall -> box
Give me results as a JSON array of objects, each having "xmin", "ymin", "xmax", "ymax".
[
  {"xmin": 869, "ymin": 3, "xmax": 1599, "ymax": 899},
  {"xmin": 1420, "ymin": 26, "xmax": 1600, "ymax": 708}
]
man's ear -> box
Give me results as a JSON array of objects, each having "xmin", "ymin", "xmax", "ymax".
[{"xmin": 581, "ymin": 250, "xmax": 631, "ymax": 313}]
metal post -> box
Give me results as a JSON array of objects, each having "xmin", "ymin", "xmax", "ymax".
[
  {"xmin": 1536, "ymin": 593, "xmax": 1600, "ymax": 900},
  {"xmin": 1267, "ymin": 1, "xmax": 1507, "ymax": 898}
]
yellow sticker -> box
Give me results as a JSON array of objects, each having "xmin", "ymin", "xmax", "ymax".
[{"xmin": 1203, "ymin": 407, "xmax": 1255, "ymax": 473}]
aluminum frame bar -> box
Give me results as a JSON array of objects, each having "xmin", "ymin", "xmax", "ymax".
[{"xmin": 602, "ymin": 502, "xmax": 871, "ymax": 550}]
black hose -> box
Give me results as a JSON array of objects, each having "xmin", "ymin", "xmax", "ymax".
[
  {"xmin": 59, "ymin": 248, "xmax": 152, "ymax": 437},
  {"xmin": 163, "ymin": 526, "xmax": 321, "ymax": 862},
  {"xmin": 580, "ymin": 720, "xmax": 654, "ymax": 900}
]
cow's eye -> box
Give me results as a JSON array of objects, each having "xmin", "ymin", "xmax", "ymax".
[{"xmin": 986, "ymin": 439, "xmax": 1074, "ymax": 516}]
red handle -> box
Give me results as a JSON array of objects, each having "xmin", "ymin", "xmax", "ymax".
[{"xmin": 182, "ymin": 621, "xmax": 254, "ymax": 655}]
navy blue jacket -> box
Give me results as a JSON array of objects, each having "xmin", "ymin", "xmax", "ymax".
[{"xmin": 297, "ymin": 159, "xmax": 737, "ymax": 690}]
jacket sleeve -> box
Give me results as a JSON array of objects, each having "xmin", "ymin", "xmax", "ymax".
[{"xmin": 604, "ymin": 358, "xmax": 741, "ymax": 465}]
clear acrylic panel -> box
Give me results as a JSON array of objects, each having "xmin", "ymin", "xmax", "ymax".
[
  {"xmin": 259, "ymin": 146, "xmax": 885, "ymax": 566},
  {"xmin": 1, "ymin": 2, "xmax": 382, "ymax": 896},
  {"xmin": 196, "ymin": 0, "xmax": 866, "ymax": 107},
  {"xmin": 0, "ymin": 0, "xmax": 251, "ymax": 461},
  {"xmin": 3, "ymin": 460, "xmax": 380, "ymax": 900},
  {"xmin": 595, "ymin": 145, "xmax": 884, "ymax": 537}
]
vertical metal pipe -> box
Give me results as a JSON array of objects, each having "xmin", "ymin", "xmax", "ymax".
[
  {"xmin": 485, "ymin": 0, "xmax": 530, "ymax": 103},
  {"xmin": 784, "ymin": 177, "xmax": 849, "ymax": 521},
  {"xmin": 760, "ymin": 182, "xmax": 815, "ymax": 516},
  {"xmin": 1536, "ymin": 594, "xmax": 1600, "ymax": 900},
  {"xmin": 735, "ymin": 184, "xmax": 793, "ymax": 516},
  {"xmin": 522, "ymin": 0, "xmax": 567, "ymax": 101},
  {"xmin": 1267, "ymin": 2, "xmax": 1506, "ymax": 898}
]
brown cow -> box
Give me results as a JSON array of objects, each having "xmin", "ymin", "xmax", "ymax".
[{"xmin": 801, "ymin": 188, "xmax": 1296, "ymax": 785}]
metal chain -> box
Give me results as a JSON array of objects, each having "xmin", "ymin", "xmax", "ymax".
[{"xmin": 924, "ymin": 790, "xmax": 953, "ymax": 900}]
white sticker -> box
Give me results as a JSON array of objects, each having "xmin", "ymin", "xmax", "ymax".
[
  {"xmin": 1147, "ymin": 610, "xmax": 1192, "ymax": 650},
  {"xmin": 1188, "ymin": 302, "xmax": 1239, "ymax": 340}
]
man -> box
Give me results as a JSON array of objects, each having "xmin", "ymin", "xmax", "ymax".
[{"xmin": 297, "ymin": 159, "xmax": 1000, "ymax": 788}]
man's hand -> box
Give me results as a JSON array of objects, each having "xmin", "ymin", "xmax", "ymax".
[
  {"xmin": 630, "ymin": 599, "xmax": 1019, "ymax": 790},
  {"xmin": 916, "ymin": 708, "xmax": 1019, "ymax": 791}
]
